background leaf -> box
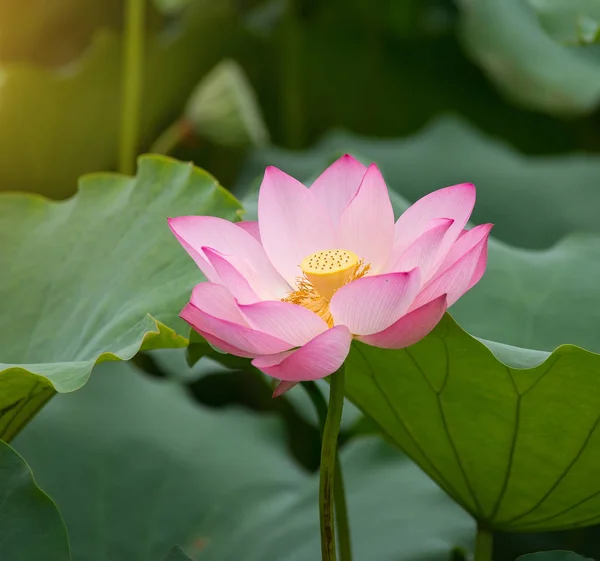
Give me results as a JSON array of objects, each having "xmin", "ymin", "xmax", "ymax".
[
  {"xmin": 344, "ymin": 314, "xmax": 600, "ymax": 532},
  {"xmin": 517, "ymin": 552, "xmax": 594, "ymax": 561},
  {"xmin": 162, "ymin": 546, "xmax": 193, "ymax": 561},
  {"xmin": 13, "ymin": 361, "xmax": 474, "ymax": 561},
  {"xmin": 457, "ymin": 0, "xmax": 600, "ymax": 114},
  {"xmin": 0, "ymin": 155, "xmax": 240, "ymax": 440},
  {"xmin": 0, "ymin": 439, "xmax": 71, "ymax": 561}
]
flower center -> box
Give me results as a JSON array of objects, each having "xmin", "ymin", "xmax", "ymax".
[
  {"xmin": 283, "ymin": 249, "xmax": 370, "ymax": 327},
  {"xmin": 300, "ymin": 249, "xmax": 359, "ymax": 300}
]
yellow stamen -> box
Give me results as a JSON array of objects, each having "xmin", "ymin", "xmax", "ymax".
[
  {"xmin": 283, "ymin": 249, "xmax": 371, "ymax": 327},
  {"xmin": 301, "ymin": 249, "xmax": 359, "ymax": 299}
]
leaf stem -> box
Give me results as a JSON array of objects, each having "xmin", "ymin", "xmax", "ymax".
[
  {"xmin": 150, "ymin": 119, "xmax": 190, "ymax": 155},
  {"xmin": 474, "ymin": 524, "xmax": 493, "ymax": 561},
  {"xmin": 318, "ymin": 367, "xmax": 346, "ymax": 561},
  {"xmin": 302, "ymin": 381, "xmax": 353, "ymax": 561},
  {"xmin": 119, "ymin": 0, "xmax": 146, "ymax": 174}
]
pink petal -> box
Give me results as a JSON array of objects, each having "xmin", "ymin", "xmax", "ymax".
[
  {"xmin": 237, "ymin": 221, "xmax": 261, "ymax": 242},
  {"xmin": 258, "ymin": 166, "xmax": 336, "ymax": 286},
  {"xmin": 387, "ymin": 218, "xmax": 454, "ymax": 282},
  {"xmin": 189, "ymin": 282, "xmax": 248, "ymax": 324},
  {"xmin": 272, "ymin": 380, "xmax": 299, "ymax": 398},
  {"xmin": 252, "ymin": 326, "xmax": 353, "ymax": 382},
  {"xmin": 187, "ymin": 326, "xmax": 256, "ymax": 358},
  {"xmin": 181, "ymin": 284, "xmax": 292, "ymax": 356},
  {"xmin": 412, "ymin": 235, "xmax": 489, "ymax": 308},
  {"xmin": 239, "ymin": 300, "xmax": 329, "ymax": 347},
  {"xmin": 337, "ymin": 163, "xmax": 395, "ymax": 272},
  {"xmin": 310, "ymin": 154, "xmax": 368, "ymax": 226},
  {"xmin": 393, "ymin": 183, "xmax": 476, "ymax": 259},
  {"xmin": 169, "ymin": 216, "xmax": 289, "ymax": 300},
  {"xmin": 357, "ymin": 295, "xmax": 447, "ymax": 349},
  {"xmin": 203, "ymin": 248, "xmax": 261, "ymax": 304},
  {"xmin": 436, "ymin": 223, "xmax": 493, "ymax": 274},
  {"xmin": 329, "ymin": 269, "xmax": 421, "ymax": 336}
]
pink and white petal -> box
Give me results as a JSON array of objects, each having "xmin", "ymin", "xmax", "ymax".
[
  {"xmin": 169, "ymin": 215, "xmax": 290, "ymax": 299},
  {"xmin": 239, "ymin": 300, "xmax": 329, "ymax": 347},
  {"xmin": 466, "ymin": 233, "xmax": 490, "ymax": 292},
  {"xmin": 186, "ymin": 324, "xmax": 256, "ymax": 359},
  {"xmin": 329, "ymin": 269, "xmax": 421, "ymax": 336},
  {"xmin": 189, "ymin": 283, "xmax": 249, "ymax": 324},
  {"xmin": 237, "ymin": 221, "xmax": 261, "ymax": 242},
  {"xmin": 436, "ymin": 223, "xmax": 493, "ymax": 275},
  {"xmin": 203, "ymin": 248, "xmax": 261, "ymax": 304},
  {"xmin": 252, "ymin": 326, "xmax": 353, "ymax": 382},
  {"xmin": 181, "ymin": 300, "xmax": 293, "ymax": 356},
  {"xmin": 387, "ymin": 218, "xmax": 454, "ymax": 281},
  {"xmin": 393, "ymin": 183, "xmax": 476, "ymax": 258},
  {"xmin": 412, "ymin": 236, "xmax": 488, "ymax": 308},
  {"xmin": 310, "ymin": 154, "xmax": 367, "ymax": 225},
  {"xmin": 258, "ymin": 166, "xmax": 336, "ymax": 285},
  {"xmin": 357, "ymin": 295, "xmax": 447, "ymax": 349},
  {"xmin": 272, "ymin": 380, "xmax": 299, "ymax": 398},
  {"xmin": 337, "ymin": 164, "xmax": 395, "ymax": 272}
]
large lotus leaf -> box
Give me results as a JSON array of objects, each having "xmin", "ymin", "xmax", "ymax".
[
  {"xmin": 518, "ymin": 553, "xmax": 593, "ymax": 561},
  {"xmin": 456, "ymin": 0, "xmax": 600, "ymax": 115},
  {"xmin": 14, "ymin": 360, "xmax": 474, "ymax": 561},
  {"xmin": 0, "ymin": 155, "xmax": 240, "ymax": 441},
  {"xmin": 343, "ymin": 313, "xmax": 600, "ymax": 532},
  {"xmin": 0, "ymin": 1, "xmax": 237, "ymax": 199},
  {"xmin": 0, "ymin": 440, "xmax": 71, "ymax": 560},
  {"xmin": 237, "ymin": 116, "xmax": 600, "ymax": 249}
]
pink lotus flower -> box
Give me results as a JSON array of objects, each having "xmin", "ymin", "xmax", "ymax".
[{"xmin": 169, "ymin": 155, "xmax": 492, "ymax": 394}]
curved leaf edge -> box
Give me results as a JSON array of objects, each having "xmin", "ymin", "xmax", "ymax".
[{"xmin": 0, "ymin": 439, "xmax": 72, "ymax": 560}]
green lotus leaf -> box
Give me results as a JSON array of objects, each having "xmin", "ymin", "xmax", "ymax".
[
  {"xmin": 0, "ymin": 2, "xmax": 236, "ymax": 199},
  {"xmin": 518, "ymin": 552, "xmax": 594, "ymax": 561},
  {"xmin": 0, "ymin": 440, "xmax": 70, "ymax": 561},
  {"xmin": 0, "ymin": 155, "xmax": 241, "ymax": 441},
  {"xmin": 162, "ymin": 546, "xmax": 193, "ymax": 561},
  {"xmin": 457, "ymin": 0, "xmax": 600, "ymax": 114},
  {"xmin": 13, "ymin": 360, "xmax": 474, "ymax": 561},
  {"xmin": 343, "ymin": 313, "xmax": 600, "ymax": 532}
]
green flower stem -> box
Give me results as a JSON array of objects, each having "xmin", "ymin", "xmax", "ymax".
[
  {"xmin": 318, "ymin": 367, "xmax": 346, "ymax": 561},
  {"xmin": 474, "ymin": 524, "xmax": 493, "ymax": 561},
  {"xmin": 302, "ymin": 380, "xmax": 353, "ymax": 561},
  {"xmin": 119, "ymin": 0, "xmax": 146, "ymax": 175},
  {"xmin": 334, "ymin": 458, "xmax": 352, "ymax": 561}
]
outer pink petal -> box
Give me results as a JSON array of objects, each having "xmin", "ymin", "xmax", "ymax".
[
  {"xmin": 387, "ymin": 218, "xmax": 454, "ymax": 281},
  {"xmin": 237, "ymin": 221, "xmax": 261, "ymax": 242},
  {"xmin": 357, "ymin": 295, "xmax": 448, "ymax": 349},
  {"xmin": 181, "ymin": 284, "xmax": 292, "ymax": 356},
  {"xmin": 203, "ymin": 248, "xmax": 260, "ymax": 304},
  {"xmin": 272, "ymin": 380, "xmax": 299, "ymax": 398},
  {"xmin": 412, "ymin": 235, "xmax": 488, "ymax": 308},
  {"xmin": 252, "ymin": 326, "xmax": 353, "ymax": 382},
  {"xmin": 337, "ymin": 163, "xmax": 395, "ymax": 272},
  {"xmin": 189, "ymin": 282, "xmax": 248, "ymax": 324},
  {"xmin": 329, "ymin": 269, "xmax": 421, "ymax": 335},
  {"xmin": 392, "ymin": 183, "xmax": 476, "ymax": 259},
  {"xmin": 436, "ymin": 223, "xmax": 493, "ymax": 274},
  {"xmin": 187, "ymin": 326, "xmax": 256, "ymax": 359},
  {"xmin": 310, "ymin": 154, "xmax": 367, "ymax": 226},
  {"xmin": 239, "ymin": 300, "xmax": 329, "ymax": 347},
  {"xmin": 169, "ymin": 216, "xmax": 289, "ymax": 300},
  {"xmin": 258, "ymin": 166, "xmax": 336, "ymax": 286}
]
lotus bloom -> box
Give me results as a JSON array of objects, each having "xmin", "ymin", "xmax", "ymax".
[{"xmin": 169, "ymin": 155, "xmax": 491, "ymax": 393}]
